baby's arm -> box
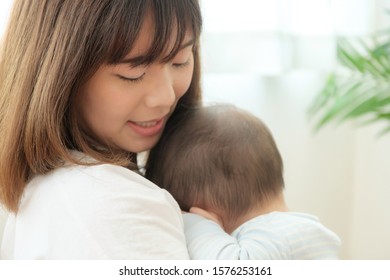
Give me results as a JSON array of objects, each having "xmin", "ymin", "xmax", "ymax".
[
  {"xmin": 183, "ymin": 209, "xmax": 278, "ymax": 260},
  {"xmin": 182, "ymin": 212, "xmax": 242, "ymax": 259}
]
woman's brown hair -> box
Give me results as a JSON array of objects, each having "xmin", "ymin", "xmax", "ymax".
[{"xmin": 0, "ymin": 0, "xmax": 202, "ymax": 212}]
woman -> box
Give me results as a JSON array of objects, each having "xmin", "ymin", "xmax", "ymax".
[{"xmin": 0, "ymin": 0, "xmax": 202, "ymax": 259}]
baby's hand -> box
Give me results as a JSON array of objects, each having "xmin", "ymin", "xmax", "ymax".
[{"xmin": 189, "ymin": 207, "xmax": 224, "ymax": 229}]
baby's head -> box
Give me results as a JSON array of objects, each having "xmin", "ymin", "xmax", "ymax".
[{"xmin": 146, "ymin": 104, "xmax": 284, "ymax": 228}]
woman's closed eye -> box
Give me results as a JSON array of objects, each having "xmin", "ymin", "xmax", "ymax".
[
  {"xmin": 172, "ymin": 59, "xmax": 190, "ymax": 68},
  {"xmin": 117, "ymin": 72, "xmax": 145, "ymax": 83}
]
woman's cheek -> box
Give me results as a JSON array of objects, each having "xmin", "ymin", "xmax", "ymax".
[{"xmin": 176, "ymin": 64, "xmax": 195, "ymax": 98}]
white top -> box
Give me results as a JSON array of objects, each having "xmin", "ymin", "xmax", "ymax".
[
  {"xmin": 0, "ymin": 155, "xmax": 189, "ymax": 259},
  {"xmin": 183, "ymin": 211, "xmax": 341, "ymax": 260}
]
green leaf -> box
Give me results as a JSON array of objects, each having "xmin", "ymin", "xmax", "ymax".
[
  {"xmin": 309, "ymin": 29, "xmax": 390, "ymax": 135},
  {"xmin": 314, "ymin": 82, "xmax": 364, "ymax": 129},
  {"xmin": 308, "ymin": 74, "xmax": 337, "ymax": 116},
  {"xmin": 337, "ymin": 39, "xmax": 365, "ymax": 72}
]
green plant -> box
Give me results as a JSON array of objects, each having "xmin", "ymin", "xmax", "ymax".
[{"xmin": 309, "ymin": 32, "xmax": 390, "ymax": 135}]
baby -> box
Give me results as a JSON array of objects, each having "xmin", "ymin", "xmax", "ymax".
[{"xmin": 145, "ymin": 104, "xmax": 341, "ymax": 259}]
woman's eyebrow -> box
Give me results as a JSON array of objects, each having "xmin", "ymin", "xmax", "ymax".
[{"xmin": 119, "ymin": 38, "xmax": 195, "ymax": 65}]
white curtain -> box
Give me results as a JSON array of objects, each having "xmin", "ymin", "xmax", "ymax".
[{"xmin": 200, "ymin": 0, "xmax": 389, "ymax": 75}]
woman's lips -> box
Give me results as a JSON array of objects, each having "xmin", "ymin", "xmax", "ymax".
[{"xmin": 127, "ymin": 117, "xmax": 165, "ymax": 137}]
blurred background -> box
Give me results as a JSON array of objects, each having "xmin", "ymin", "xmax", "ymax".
[{"xmin": 1, "ymin": 0, "xmax": 389, "ymax": 259}]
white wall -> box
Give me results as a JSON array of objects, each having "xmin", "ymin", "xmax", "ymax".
[
  {"xmin": 349, "ymin": 124, "xmax": 390, "ymax": 259},
  {"xmin": 0, "ymin": 208, "xmax": 6, "ymax": 243}
]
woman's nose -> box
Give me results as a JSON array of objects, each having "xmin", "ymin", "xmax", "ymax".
[{"xmin": 144, "ymin": 67, "xmax": 176, "ymax": 108}]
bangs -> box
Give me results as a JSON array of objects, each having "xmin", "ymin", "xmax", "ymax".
[{"xmin": 106, "ymin": 0, "xmax": 202, "ymax": 65}]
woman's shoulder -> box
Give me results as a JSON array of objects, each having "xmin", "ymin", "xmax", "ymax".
[
  {"xmin": 33, "ymin": 162, "xmax": 149, "ymax": 187},
  {"xmin": 63, "ymin": 162, "xmax": 160, "ymax": 192},
  {"xmin": 11, "ymin": 157, "xmax": 187, "ymax": 259},
  {"xmin": 58, "ymin": 150, "xmax": 160, "ymax": 191},
  {"xmin": 21, "ymin": 160, "xmax": 182, "ymax": 226},
  {"xmin": 24, "ymin": 159, "xmax": 174, "ymax": 209}
]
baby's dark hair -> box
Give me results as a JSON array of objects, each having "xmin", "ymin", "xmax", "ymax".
[{"xmin": 145, "ymin": 104, "xmax": 284, "ymax": 223}]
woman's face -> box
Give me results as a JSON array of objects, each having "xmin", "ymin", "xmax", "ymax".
[{"xmin": 77, "ymin": 18, "xmax": 195, "ymax": 153}]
